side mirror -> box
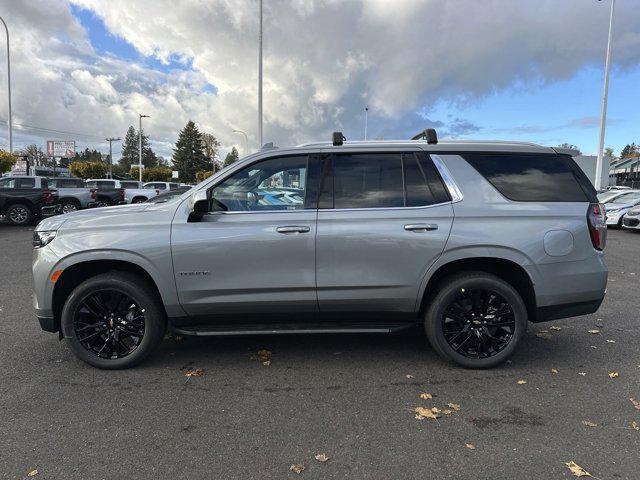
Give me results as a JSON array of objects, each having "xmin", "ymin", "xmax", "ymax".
[{"xmin": 188, "ymin": 190, "xmax": 209, "ymax": 222}]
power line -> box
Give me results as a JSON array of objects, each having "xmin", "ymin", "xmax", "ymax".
[{"xmin": 0, "ymin": 119, "xmax": 108, "ymax": 141}]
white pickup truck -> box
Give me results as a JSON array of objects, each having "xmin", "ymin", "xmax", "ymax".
[{"xmin": 85, "ymin": 179, "xmax": 158, "ymax": 204}]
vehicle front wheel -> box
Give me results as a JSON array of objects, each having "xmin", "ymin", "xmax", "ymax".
[
  {"xmin": 424, "ymin": 272, "xmax": 528, "ymax": 369},
  {"xmin": 6, "ymin": 203, "xmax": 34, "ymax": 225},
  {"xmin": 61, "ymin": 199, "xmax": 80, "ymax": 213},
  {"xmin": 61, "ymin": 272, "xmax": 166, "ymax": 369}
]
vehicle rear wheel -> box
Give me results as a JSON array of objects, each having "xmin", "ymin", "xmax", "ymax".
[
  {"xmin": 132, "ymin": 197, "xmax": 147, "ymax": 203},
  {"xmin": 61, "ymin": 199, "xmax": 80, "ymax": 213},
  {"xmin": 424, "ymin": 272, "xmax": 527, "ymax": 369},
  {"xmin": 61, "ymin": 272, "xmax": 166, "ymax": 369},
  {"xmin": 95, "ymin": 199, "xmax": 110, "ymax": 207},
  {"xmin": 6, "ymin": 203, "xmax": 34, "ymax": 225}
]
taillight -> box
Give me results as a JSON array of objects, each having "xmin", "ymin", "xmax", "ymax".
[
  {"xmin": 587, "ymin": 203, "xmax": 607, "ymax": 251},
  {"xmin": 90, "ymin": 189, "xmax": 97, "ymax": 200},
  {"xmin": 44, "ymin": 190, "xmax": 52, "ymax": 204},
  {"xmin": 119, "ymin": 188, "xmax": 125, "ymax": 201}
]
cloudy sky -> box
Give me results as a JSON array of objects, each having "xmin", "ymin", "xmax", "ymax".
[{"xmin": 0, "ymin": 0, "xmax": 639, "ymax": 162}]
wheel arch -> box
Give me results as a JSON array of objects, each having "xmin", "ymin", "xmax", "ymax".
[
  {"xmin": 52, "ymin": 259, "xmax": 168, "ymax": 333},
  {"xmin": 131, "ymin": 196, "xmax": 149, "ymax": 203},
  {"xmin": 418, "ymin": 255, "xmax": 537, "ymax": 323}
]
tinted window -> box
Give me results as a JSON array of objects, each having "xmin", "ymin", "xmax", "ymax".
[
  {"xmin": 40, "ymin": 178, "xmax": 48, "ymax": 189},
  {"xmin": 404, "ymin": 153, "xmax": 451, "ymax": 206},
  {"xmin": 331, "ymin": 153, "xmax": 404, "ymax": 208},
  {"xmin": 85, "ymin": 181, "xmax": 96, "ymax": 188},
  {"xmin": 463, "ymin": 154, "xmax": 593, "ymax": 202},
  {"xmin": 120, "ymin": 181, "xmax": 140, "ymax": 188},
  {"xmin": 17, "ymin": 178, "xmax": 36, "ymax": 188},
  {"xmin": 0, "ymin": 177, "xmax": 16, "ymax": 188},
  {"xmin": 169, "ymin": 183, "xmax": 180, "ymax": 189},
  {"xmin": 96, "ymin": 181, "xmax": 115, "ymax": 188},
  {"xmin": 211, "ymin": 155, "xmax": 307, "ymax": 212}
]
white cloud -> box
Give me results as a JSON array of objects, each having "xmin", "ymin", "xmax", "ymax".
[{"xmin": 0, "ymin": 0, "xmax": 638, "ymax": 160}]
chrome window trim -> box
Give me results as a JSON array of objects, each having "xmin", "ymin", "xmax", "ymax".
[{"xmin": 430, "ymin": 154, "xmax": 463, "ymax": 203}]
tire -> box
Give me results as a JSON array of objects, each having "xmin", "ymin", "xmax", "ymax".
[
  {"xmin": 61, "ymin": 199, "xmax": 81, "ymax": 213},
  {"xmin": 61, "ymin": 272, "xmax": 166, "ymax": 369},
  {"xmin": 6, "ymin": 203, "xmax": 34, "ymax": 225},
  {"xmin": 424, "ymin": 272, "xmax": 528, "ymax": 369},
  {"xmin": 132, "ymin": 197, "xmax": 147, "ymax": 204},
  {"xmin": 95, "ymin": 199, "xmax": 110, "ymax": 207}
]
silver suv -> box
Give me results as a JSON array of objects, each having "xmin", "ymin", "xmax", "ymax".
[{"xmin": 32, "ymin": 131, "xmax": 608, "ymax": 369}]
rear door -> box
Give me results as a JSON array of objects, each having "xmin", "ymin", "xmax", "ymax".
[{"xmin": 315, "ymin": 149, "xmax": 454, "ymax": 314}]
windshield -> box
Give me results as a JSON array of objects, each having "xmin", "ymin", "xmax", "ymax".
[{"xmin": 608, "ymin": 192, "xmax": 640, "ymax": 205}]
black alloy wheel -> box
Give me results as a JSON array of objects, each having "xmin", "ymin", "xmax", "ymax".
[
  {"xmin": 441, "ymin": 288, "xmax": 515, "ymax": 359},
  {"xmin": 73, "ymin": 289, "xmax": 146, "ymax": 359}
]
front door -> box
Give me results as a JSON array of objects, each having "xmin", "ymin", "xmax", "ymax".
[
  {"xmin": 171, "ymin": 154, "xmax": 319, "ymax": 318},
  {"xmin": 315, "ymin": 150, "xmax": 454, "ymax": 314}
]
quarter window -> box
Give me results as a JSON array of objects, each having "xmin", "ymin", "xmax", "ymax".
[{"xmin": 210, "ymin": 155, "xmax": 308, "ymax": 212}]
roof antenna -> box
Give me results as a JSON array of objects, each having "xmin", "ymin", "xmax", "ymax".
[
  {"xmin": 411, "ymin": 128, "xmax": 438, "ymax": 144},
  {"xmin": 333, "ymin": 131, "xmax": 346, "ymax": 146}
]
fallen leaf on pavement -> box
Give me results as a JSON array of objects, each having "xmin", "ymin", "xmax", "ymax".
[
  {"xmin": 184, "ymin": 368, "xmax": 204, "ymax": 378},
  {"xmin": 536, "ymin": 332, "xmax": 551, "ymax": 338},
  {"xmin": 565, "ymin": 461, "xmax": 591, "ymax": 477},
  {"xmin": 550, "ymin": 326, "xmax": 562, "ymax": 331},
  {"xmin": 419, "ymin": 392, "xmax": 433, "ymax": 400},
  {"xmin": 447, "ymin": 403, "xmax": 461, "ymax": 411},
  {"xmin": 630, "ymin": 398, "xmax": 640, "ymax": 411},
  {"xmin": 415, "ymin": 406, "xmax": 440, "ymax": 420},
  {"xmin": 406, "ymin": 374, "xmax": 414, "ymax": 379},
  {"xmin": 517, "ymin": 380, "xmax": 527, "ymax": 385},
  {"xmin": 578, "ymin": 372, "xmax": 587, "ymax": 376},
  {"xmin": 608, "ymin": 372, "xmax": 619, "ymax": 378},
  {"xmin": 588, "ymin": 329, "xmax": 600, "ymax": 334},
  {"xmin": 441, "ymin": 409, "xmax": 453, "ymax": 415},
  {"xmin": 314, "ymin": 453, "xmax": 329, "ymax": 463},
  {"xmin": 262, "ymin": 360, "xmax": 271, "ymax": 366},
  {"xmin": 251, "ymin": 349, "xmax": 272, "ymax": 364},
  {"xmin": 606, "ymin": 339, "xmax": 616, "ymax": 343},
  {"xmin": 290, "ymin": 464, "xmax": 305, "ymax": 474},
  {"xmin": 551, "ymin": 368, "xmax": 558, "ymax": 375},
  {"xmin": 27, "ymin": 470, "xmax": 38, "ymax": 477},
  {"xmin": 581, "ymin": 420, "xmax": 597, "ymax": 427},
  {"xmin": 465, "ymin": 443, "xmax": 475, "ymax": 450},
  {"xmin": 632, "ymin": 421, "xmax": 639, "ymax": 431}
]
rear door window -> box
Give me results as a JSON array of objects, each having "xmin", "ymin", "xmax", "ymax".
[
  {"xmin": 17, "ymin": 178, "xmax": 36, "ymax": 188},
  {"xmin": 96, "ymin": 181, "xmax": 114, "ymax": 188},
  {"xmin": 120, "ymin": 181, "xmax": 140, "ymax": 188},
  {"xmin": 463, "ymin": 153, "xmax": 595, "ymax": 202}
]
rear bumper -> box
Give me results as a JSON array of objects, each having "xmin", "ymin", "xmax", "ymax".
[{"xmin": 534, "ymin": 297, "xmax": 604, "ymax": 323}]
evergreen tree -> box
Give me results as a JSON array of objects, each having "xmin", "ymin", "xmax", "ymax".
[
  {"xmin": 224, "ymin": 147, "xmax": 239, "ymax": 167},
  {"xmin": 172, "ymin": 120, "xmax": 208, "ymax": 182},
  {"xmin": 119, "ymin": 125, "xmax": 158, "ymax": 171},
  {"xmin": 620, "ymin": 143, "xmax": 639, "ymax": 158}
]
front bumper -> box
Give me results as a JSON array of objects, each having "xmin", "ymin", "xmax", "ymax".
[{"xmin": 622, "ymin": 215, "xmax": 640, "ymax": 230}]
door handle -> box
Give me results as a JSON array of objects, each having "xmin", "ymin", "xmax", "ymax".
[
  {"xmin": 276, "ymin": 226, "xmax": 310, "ymax": 234},
  {"xmin": 404, "ymin": 223, "xmax": 438, "ymax": 232}
]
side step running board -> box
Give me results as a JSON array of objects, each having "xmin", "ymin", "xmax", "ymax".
[{"xmin": 172, "ymin": 323, "xmax": 414, "ymax": 337}]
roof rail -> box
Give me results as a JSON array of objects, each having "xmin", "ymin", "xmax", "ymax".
[{"xmin": 411, "ymin": 128, "xmax": 438, "ymax": 144}]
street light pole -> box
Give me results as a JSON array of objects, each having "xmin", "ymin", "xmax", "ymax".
[
  {"xmin": 595, "ymin": 0, "xmax": 616, "ymax": 190},
  {"xmin": 258, "ymin": 0, "xmax": 263, "ymax": 148},
  {"xmin": 138, "ymin": 114, "xmax": 149, "ymax": 182},
  {"xmin": 364, "ymin": 106, "xmax": 369, "ymax": 140},
  {"xmin": 0, "ymin": 16, "xmax": 12, "ymax": 153},
  {"xmin": 106, "ymin": 137, "xmax": 121, "ymax": 179},
  {"xmin": 233, "ymin": 129, "xmax": 249, "ymax": 156}
]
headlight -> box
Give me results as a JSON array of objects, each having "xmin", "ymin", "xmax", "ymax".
[{"xmin": 33, "ymin": 230, "xmax": 57, "ymax": 248}]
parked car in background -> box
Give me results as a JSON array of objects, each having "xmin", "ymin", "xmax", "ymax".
[
  {"xmin": 0, "ymin": 176, "xmax": 60, "ymax": 225},
  {"xmin": 621, "ymin": 205, "xmax": 640, "ymax": 231},
  {"xmin": 48, "ymin": 177, "xmax": 93, "ymax": 213},
  {"xmin": 33, "ymin": 133, "xmax": 607, "ymax": 370},
  {"xmin": 597, "ymin": 189, "xmax": 639, "ymax": 204},
  {"xmin": 85, "ymin": 179, "xmax": 125, "ymax": 207},
  {"xmin": 604, "ymin": 191, "xmax": 640, "ymax": 228},
  {"xmin": 145, "ymin": 186, "xmax": 192, "ymax": 204},
  {"xmin": 119, "ymin": 180, "xmax": 158, "ymax": 204},
  {"xmin": 143, "ymin": 181, "xmax": 182, "ymax": 192}
]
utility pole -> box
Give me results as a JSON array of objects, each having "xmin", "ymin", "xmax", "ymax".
[
  {"xmin": 595, "ymin": 0, "xmax": 616, "ymax": 190},
  {"xmin": 138, "ymin": 114, "xmax": 149, "ymax": 182},
  {"xmin": 106, "ymin": 137, "xmax": 121, "ymax": 179},
  {"xmin": 258, "ymin": 0, "xmax": 263, "ymax": 148},
  {"xmin": 364, "ymin": 106, "xmax": 369, "ymax": 140},
  {"xmin": 0, "ymin": 16, "xmax": 12, "ymax": 153}
]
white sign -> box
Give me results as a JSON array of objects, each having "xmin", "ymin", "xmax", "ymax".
[
  {"xmin": 172, "ymin": 170, "xmax": 179, "ymax": 179},
  {"xmin": 46, "ymin": 140, "xmax": 75, "ymax": 158},
  {"xmin": 11, "ymin": 159, "xmax": 28, "ymax": 175}
]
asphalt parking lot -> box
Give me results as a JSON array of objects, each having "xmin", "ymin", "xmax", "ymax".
[{"xmin": 1, "ymin": 224, "xmax": 639, "ymax": 480}]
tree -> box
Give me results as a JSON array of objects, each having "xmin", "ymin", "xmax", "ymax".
[
  {"xmin": 202, "ymin": 132, "xmax": 222, "ymax": 172},
  {"xmin": 131, "ymin": 166, "xmax": 173, "ymax": 182},
  {"xmin": 119, "ymin": 126, "xmax": 158, "ymax": 171},
  {"xmin": 0, "ymin": 150, "xmax": 16, "ymax": 173},
  {"xmin": 172, "ymin": 120, "xmax": 209, "ymax": 182},
  {"xmin": 557, "ymin": 143, "xmax": 582, "ymax": 155},
  {"xmin": 196, "ymin": 170, "xmax": 214, "ymax": 182},
  {"xmin": 620, "ymin": 143, "xmax": 639, "ymax": 158},
  {"xmin": 68, "ymin": 161, "xmax": 108, "ymax": 179},
  {"xmin": 224, "ymin": 147, "xmax": 239, "ymax": 167},
  {"xmin": 19, "ymin": 144, "xmax": 50, "ymax": 167},
  {"xmin": 73, "ymin": 148, "xmax": 103, "ymax": 163},
  {"xmin": 604, "ymin": 147, "xmax": 615, "ymax": 159}
]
